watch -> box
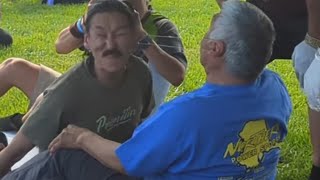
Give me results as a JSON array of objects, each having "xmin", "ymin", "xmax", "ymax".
[{"xmin": 137, "ymin": 35, "xmax": 153, "ymax": 51}]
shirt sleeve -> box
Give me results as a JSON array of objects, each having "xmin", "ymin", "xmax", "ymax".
[
  {"xmin": 115, "ymin": 104, "xmax": 188, "ymax": 177},
  {"xmin": 20, "ymin": 89, "xmax": 63, "ymax": 151},
  {"xmin": 156, "ymin": 19, "xmax": 188, "ymax": 68}
]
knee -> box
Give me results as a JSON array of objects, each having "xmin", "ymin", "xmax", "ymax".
[{"xmin": 1, "ymin": 58, "xmax": 34, "ymax": 73}]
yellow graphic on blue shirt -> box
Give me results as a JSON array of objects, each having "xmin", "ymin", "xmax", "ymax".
[{"xmin": 224, "ymin": 120, "xmax": 281, "ymax": 169}]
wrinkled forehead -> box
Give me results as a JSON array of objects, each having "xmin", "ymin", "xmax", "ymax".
[{"xmin": 90, "ymin": 12, "xmax": 131, "ymax": 31}]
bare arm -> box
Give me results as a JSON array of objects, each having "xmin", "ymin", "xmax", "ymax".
[
  {"xmin": 55, "ymin": 27, "xmax": 84, "ymax": 54},
  {"xmin": 0, "ymin": 94, "xmax": 45, "ymax": 177},
  {"xmin": 0, "ymin": 131, "xmax": 34, "ymax": 177},
  {"xmin": 79, "ymin": 132, "xmax": 125, "ymax": 173},
  {"xmin": 306, "ymin": 0, "xmax": 320, "ymax": 39},
  {"xmin": 143, "ymin": 41, "xmax": 186, "ymax": 86},
  {"xmin": 49, "ymin": 126, "xmax": 126, "ymax": 174}
]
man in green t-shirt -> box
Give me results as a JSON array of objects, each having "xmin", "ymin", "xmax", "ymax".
[
  {"xmin": 0, "ymin": 0, "xmax": 187, "ymax": 130},
  {"xmin": 0, "ymin": 0, "xmax": 154, "ymax": 177}
]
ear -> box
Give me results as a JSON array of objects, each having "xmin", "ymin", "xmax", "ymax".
[
  {"xmin": 83, "ymin": 34, "xmax": 90, "ymax": 50},
  {"xmin": 210, "ymin": 40, "xmax": 226, "ymax": 57}
]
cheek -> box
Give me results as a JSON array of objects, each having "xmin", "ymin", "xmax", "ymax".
[
  {"xmin": 119, "ymin": 35, "xmax": 135, "ymax": 49},
  {"xmin": 88, "ymin": 37, "xmax": 105, "ymax": 51}
]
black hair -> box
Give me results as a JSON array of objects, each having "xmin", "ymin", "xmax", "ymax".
[{"xmin": 85, "ymin": 0, "xmax": 136, "ymax": 33}]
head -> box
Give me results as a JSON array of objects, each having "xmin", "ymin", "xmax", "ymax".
[
  {"xmin": 84, "ymin": 0, "xmax": 138, "ymax": 73},
  {"xmin": 201, "ymin": 0, "xmax": 275, "ymax": 82}
]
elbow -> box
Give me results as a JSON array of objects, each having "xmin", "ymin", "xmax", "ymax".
[
  {"xmin": 171, "ymin": 69, "xmax": 185, "ymax": 87},
  {"xmin": 55, "ymin": 41, "xmax": 71, "ymax": 54}
]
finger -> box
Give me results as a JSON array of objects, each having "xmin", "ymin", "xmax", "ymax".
[
  {"xmin": 49, "ymin": 141, "xmax": 61, "ymax": 154},
  {"xmin": 48, "ymin": 133, "xmax": 63, "ymax": 151}
]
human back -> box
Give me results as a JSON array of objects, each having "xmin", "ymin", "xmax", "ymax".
[
  {"xmin": 114, "ymin": 1, "xmax": 291, "ymax": 179},
  {"xmin": 156, "ymin": 69, "xmax": 291, "ymax": 179}
]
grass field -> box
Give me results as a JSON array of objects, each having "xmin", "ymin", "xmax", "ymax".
[{"xmin": 0, "ymin": 0, "xmax": 311, "ymax": 179}]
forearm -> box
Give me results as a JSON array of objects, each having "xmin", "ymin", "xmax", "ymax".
[
  {"xmin": 306, "ymin": 0, "xmax": 320, "ymax": 39},
  {"xmin": 77, "ymin": 132, "xmax": 126, "ymax": 174},
  {"xmin": 55, "ymin": 27, "xmax": 83, "ymax": 54},
  {"xmin": 144, "ymin": 43, "xmax": 186, "ymax": 86},
  {"xmin": 0, "ymin": 131, "xmax": 34, "ymax": 177}
]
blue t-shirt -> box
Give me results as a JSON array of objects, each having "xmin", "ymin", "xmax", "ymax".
[{"xmin": 116, "ymin": 70, "xmax": 292, "ymax": 180}]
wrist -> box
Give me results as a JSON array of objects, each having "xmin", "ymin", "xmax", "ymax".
[
  {"xmin": 76, "ymin": 17, "xmax": 85, "ymax": 34},
  {"xmin": 76, "ymin": 130, "xmax": 94, "ymax": 148},
  {"xmin": 305, "ymin": 33, "xmax": 320, "ymax": 49},
  {"xmin": 137, "ymin": 34, "xmax": 154, "ymax": 52},
  {"xmin": 69, "ymin": 16, "xmax": 85, "ymax": 39}
]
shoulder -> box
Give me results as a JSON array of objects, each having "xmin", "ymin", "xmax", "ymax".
[
  {"xmin": 259, "ymin": 69, "xmax": 284, "ymax": 86},
  {"xmin": 129, "ymin": 55, "xmax": 152, "ymax": 81},
  {"xmin": 44, "ymin": 61, "xmax": 86, "ymax": 97},
  {"xmin": 159, "ymin": 88, "xmax": 210, "ymax": 114},
  {"xmin": 146, "ymin": 11, "xmax": 180, "ymax": 36},
  {"xmin": 155, "ymin": 18, "xmax": 179, "ymax": 36}
]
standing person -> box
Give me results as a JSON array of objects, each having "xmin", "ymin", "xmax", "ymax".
[
  {"xmin": 292, "ymin": 0, "xmax": 320, "ymax": 178},
  {"xmin": 3, "ymin": 1, "xmax": 292, "ymax": 179},
  {"xmin": 216, "ymin": 0, "xmax": 307, "ymax": 62}
]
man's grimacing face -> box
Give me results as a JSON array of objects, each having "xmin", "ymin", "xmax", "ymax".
[{"xmin": 85, "ymin": 11, "xmax": 136, "ymax": 73}]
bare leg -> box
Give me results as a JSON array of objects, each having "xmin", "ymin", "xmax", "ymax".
[
  {"xmin": 309, "ymin": 108, "xmax": 320, "ymax": 166},
  {"xmin": 0, "ymin": 58, "xmax": 41, "ymax": 101}
]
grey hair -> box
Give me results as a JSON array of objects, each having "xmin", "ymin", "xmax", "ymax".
[{"xmin": 209, "ymin": 0, "xmax": 275, "ymax": 81}]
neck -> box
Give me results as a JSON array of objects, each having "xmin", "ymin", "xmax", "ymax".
[
  {"xmin": 206, "ymin": 69, "xmax": 253, "ymax": 86},
  {"xmin": 93, "ymin": 63, "xmax": 127, "ymax": 88}
]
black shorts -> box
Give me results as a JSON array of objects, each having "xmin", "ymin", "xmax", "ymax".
[{"xmin": 247, "ymin": 0, "xmax": 308, "ymax": 62}]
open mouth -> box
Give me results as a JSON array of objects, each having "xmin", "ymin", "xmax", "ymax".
[{"xmin": 102, "ymin": 49, "xmax": 122, "ymax": 58}]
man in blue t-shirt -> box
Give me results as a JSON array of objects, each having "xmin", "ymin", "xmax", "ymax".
[{"xmin": 2, "ymin": 1, "xmax": 292, "ymax": 180}]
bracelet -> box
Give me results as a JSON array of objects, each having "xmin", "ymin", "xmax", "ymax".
[
  {"xmin": 137, "ymin": 35, "xmax": 154, "ymax": 52},
  {"xmin": 69, "ymin": 23, "xmax": 84, "ymax": 39},
  {"xmin": 76, "ymin": 17, "xmax": 85, "ymax": 34},
  {"xmin": 305, "ymin": 33, "xmax": 320, "ymax": 49}
]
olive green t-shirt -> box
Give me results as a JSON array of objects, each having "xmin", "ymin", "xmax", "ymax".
[{"xmin": 21, "ymin": 56, "xmax": 154, "ymax": 151}]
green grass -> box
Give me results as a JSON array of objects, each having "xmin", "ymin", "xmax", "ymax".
[{"xmin": 0, "ymin": 0, "xmax": 311, "ymax": 178}]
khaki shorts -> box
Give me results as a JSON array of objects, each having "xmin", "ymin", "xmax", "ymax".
[
  {"xmin": 292, "ymin": 41, "xmax": 320, "ymax": 111},
  {"xmin": 29, "ymin": 65, "xmax": 61, "ymax": 108}
]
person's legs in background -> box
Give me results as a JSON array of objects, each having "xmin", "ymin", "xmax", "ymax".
[{"xmin": 0, "ymin": 58, "xmax": 41, "ymax": 131}]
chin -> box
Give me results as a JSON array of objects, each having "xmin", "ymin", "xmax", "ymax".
[{"xmin": 103, "ymin": 65, "xmax": 126, "ymax": 73}]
